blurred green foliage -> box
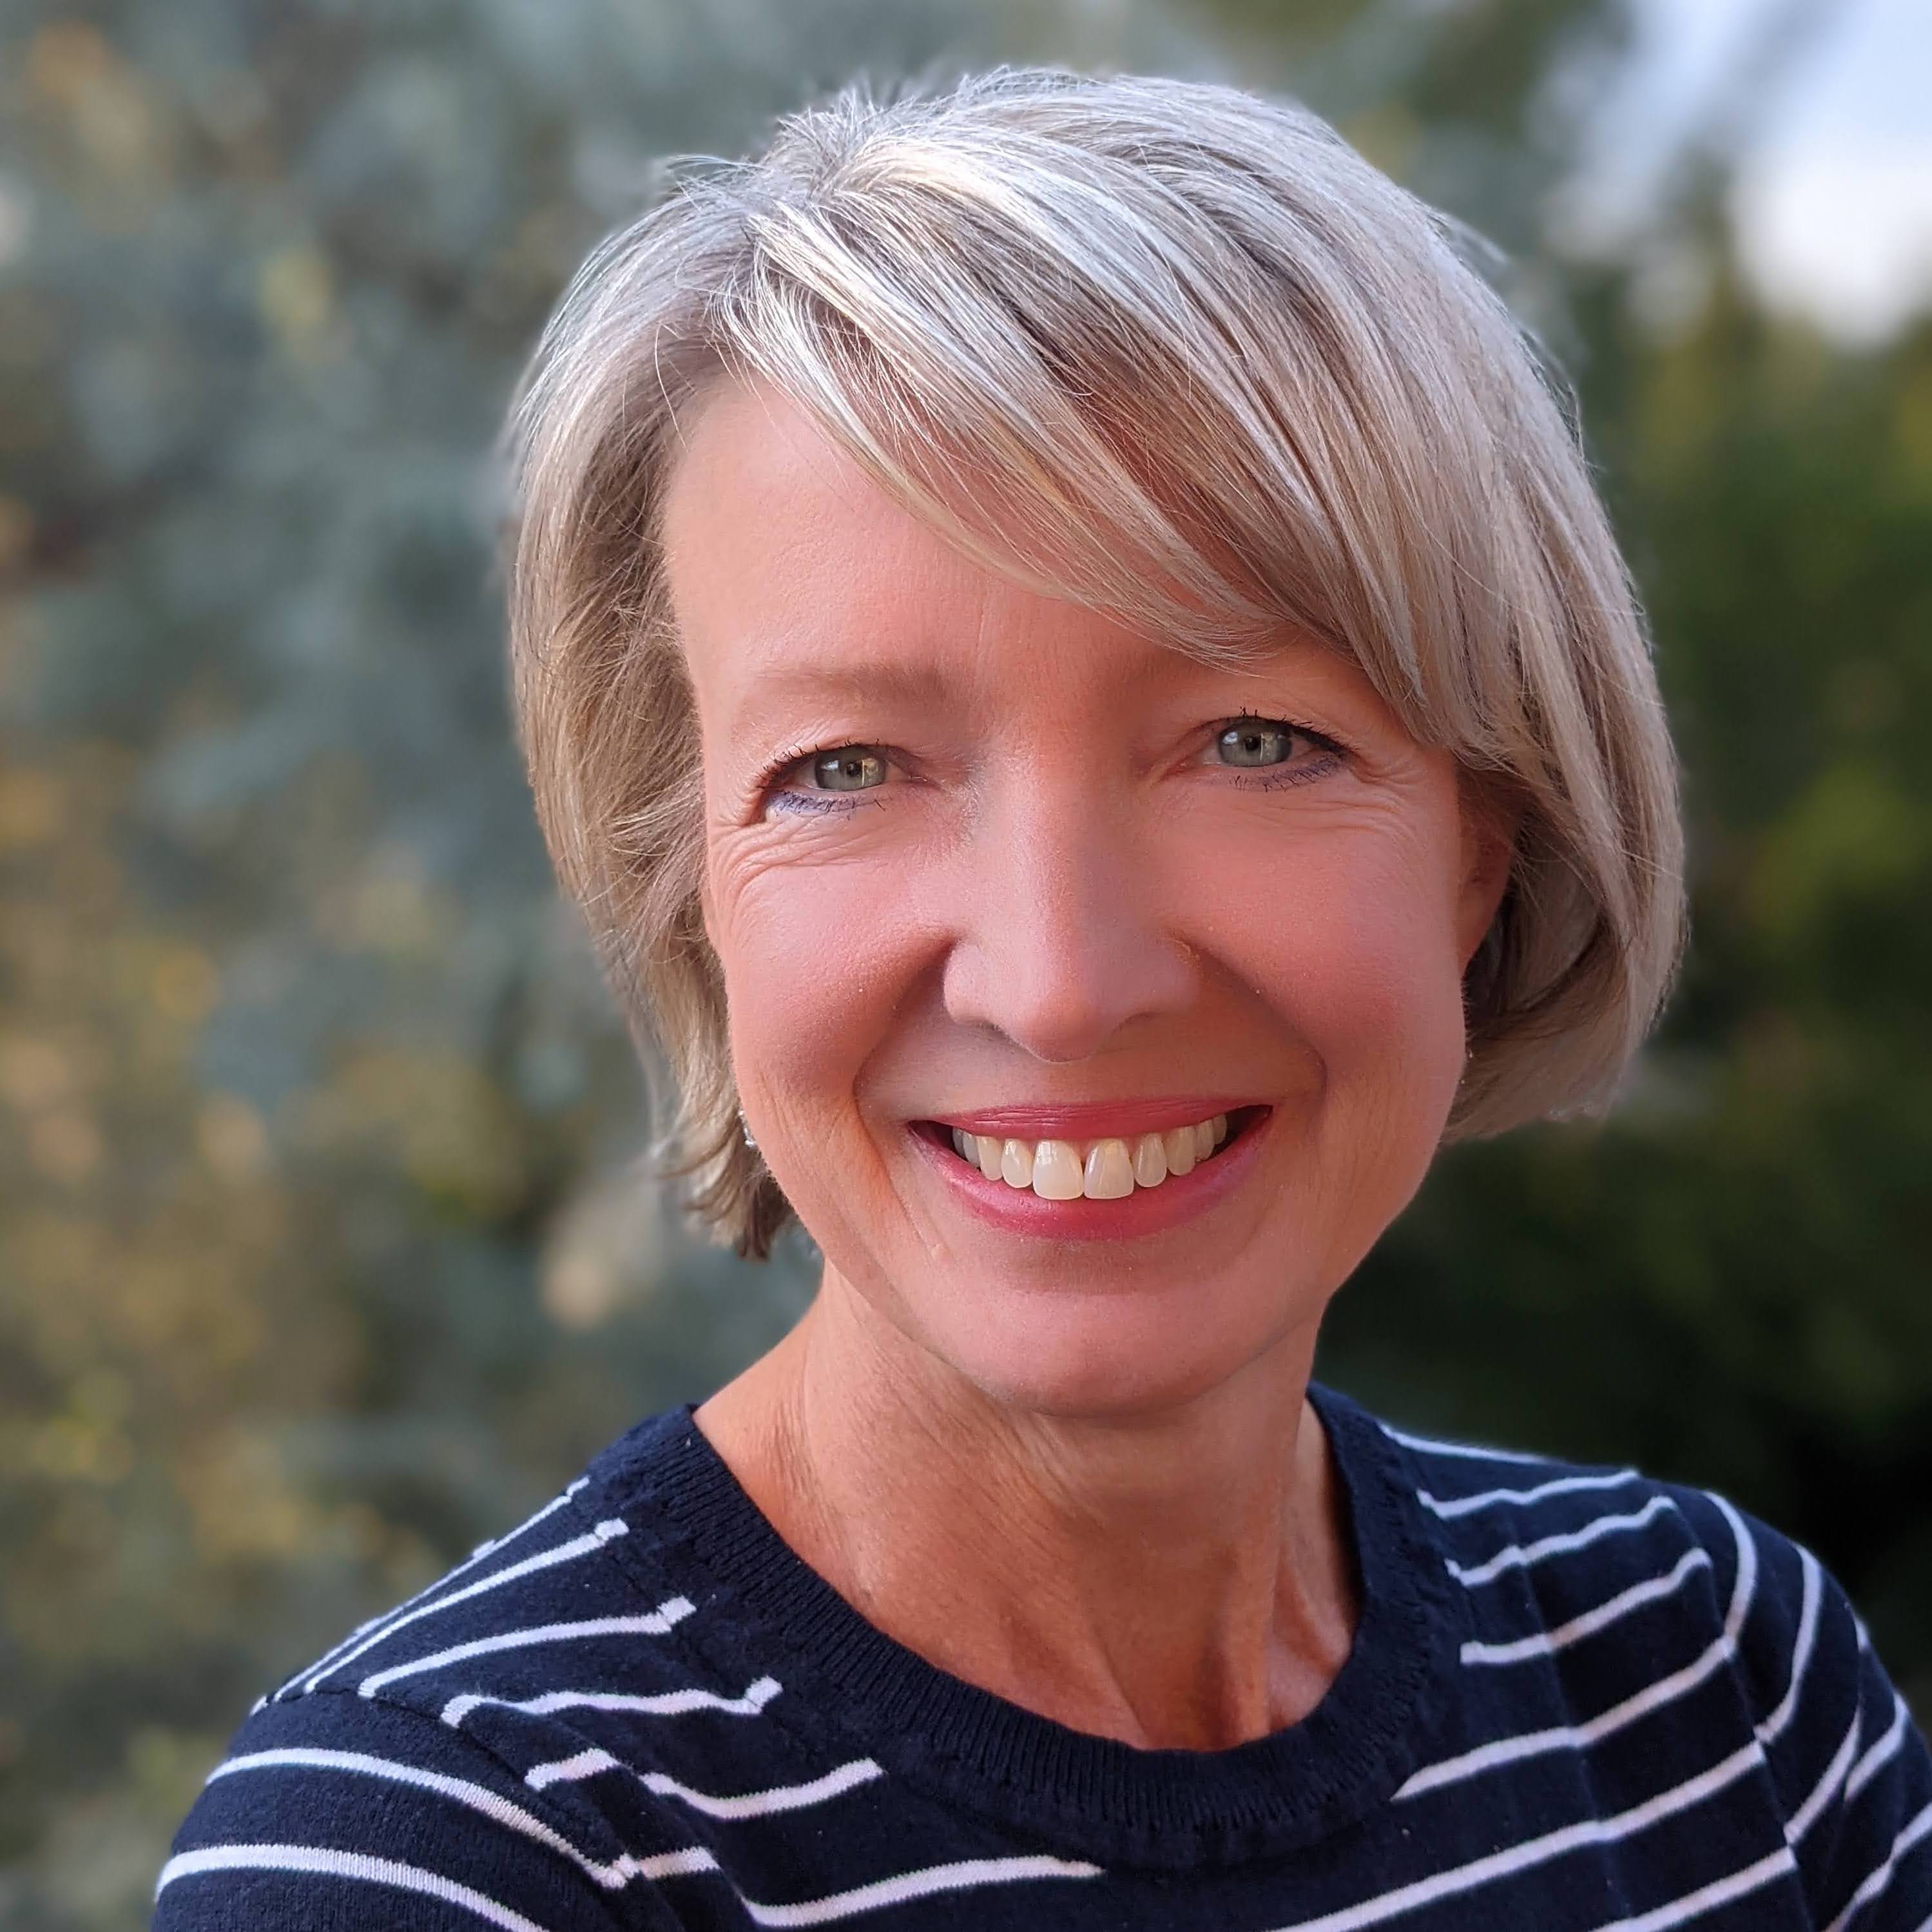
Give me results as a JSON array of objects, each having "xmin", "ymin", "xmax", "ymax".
[{"xmin": 0, "ymin": 0, "xmax": 1925, "ymax": 1923}]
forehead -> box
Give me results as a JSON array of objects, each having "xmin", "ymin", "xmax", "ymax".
[
  {"xmin": 661, "ymin": 378, "xmax": 990, "ymax": 637},
  {"xmin": 659, "ymin": 378, "xmax": 1382, "ymax": 733}
]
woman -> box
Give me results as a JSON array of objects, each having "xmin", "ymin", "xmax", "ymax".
[{"xmin": 157, "ymin": 66, "xmax": 1931, "ymax": 1931}]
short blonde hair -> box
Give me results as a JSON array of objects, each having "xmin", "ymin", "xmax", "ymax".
[{"xmin": 506, "ymin": 65, "xmax": 1685, "ymax": 1260}]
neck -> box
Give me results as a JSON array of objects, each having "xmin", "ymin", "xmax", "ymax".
[{"xmin": 695, "ymin": 1266, "xmax": 1360, "ymax": 1751}]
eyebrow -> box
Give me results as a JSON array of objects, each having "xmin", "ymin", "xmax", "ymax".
[
  {"xmin": 719, "ymin": 634, "xmax": 1353, "ymax": 743},
  {"xmin": 725, "ymin": 659, "xmax": 960, "ymax": 733}
]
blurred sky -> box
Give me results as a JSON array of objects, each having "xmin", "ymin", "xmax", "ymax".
[{"xmin": 1585, "ymin": 0, "xmax": 1931, "ymax": 341}]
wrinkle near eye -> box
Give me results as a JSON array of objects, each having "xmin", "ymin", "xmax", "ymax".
[{"xmin": 768, "ymin": 791, "xmax": 880, "ymax": 819}]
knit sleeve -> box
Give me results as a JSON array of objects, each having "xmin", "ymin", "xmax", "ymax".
[
  {"xmin": 1723, "ymin": 1501, "xmax": 1932, "ymax": 1930},
  {"xmin": 152, "ymin": 1689, "xmax": 698, "ymax": 1932}
]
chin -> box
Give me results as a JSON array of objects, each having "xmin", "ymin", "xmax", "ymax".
[{"xmin": 913, "ymin": 1284, "xmax": 1304, "ymax": 1424}]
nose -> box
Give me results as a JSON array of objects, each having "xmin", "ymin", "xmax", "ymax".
[{"xmin": 940, "ymin": 762, "xmax": 1199, "ymax": 1063}]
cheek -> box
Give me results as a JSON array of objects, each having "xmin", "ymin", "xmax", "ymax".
[
  {"xmin": 1183, "ymin": 815, "xmax": 1470, "ymax": 1105},
  {"xmin": 708, "ymin": 849, "xmax": 932, "ymax": 1134}
]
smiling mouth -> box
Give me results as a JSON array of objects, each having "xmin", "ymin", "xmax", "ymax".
[{"xmin": 911, "ymin": 1106, "xmax": 1268, "ymax": 1201}]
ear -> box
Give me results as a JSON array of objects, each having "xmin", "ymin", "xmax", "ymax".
[{"xmin": 1454, "ymin": 776, "xmax": 1520, "ymax": 970}]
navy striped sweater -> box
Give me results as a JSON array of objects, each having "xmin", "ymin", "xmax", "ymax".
[{"xmin": 155, "ymin": 1382, "xmax": 1932, "ymax": 1929}]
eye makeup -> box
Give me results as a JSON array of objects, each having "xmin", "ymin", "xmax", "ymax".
[{"xmin": 751, "ymin": 710, "xmax": 1357, "ymax": 817}]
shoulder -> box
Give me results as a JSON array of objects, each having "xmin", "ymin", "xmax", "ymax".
[
  {"xmin": 258, "ymin": 1409, "xmax": 711, "ymax": 1717},
  {"xmin": 156, "ymin": 1686, "xmax": 682, "ymax": 1929},
  {"xmin": 1374, "ymin": 1406, "xmax": 1932, "ymax": 1923},
  {"xmin": 158, "ymin": 1411, "xmax": 732, "ymax": 1930},
  {"xmin": 1362, "ymin": 1402, "xmax": 1846, "ymax": 1737},
  {"xmin": 1374, "ymin": 1406, "xmax": 1811, "ymax": 1649}
]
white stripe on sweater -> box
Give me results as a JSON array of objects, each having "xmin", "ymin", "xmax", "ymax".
[
  {"xmin": 1755, "ymin": 1546, "xmax": 1822, "ymax": 1747},
  {"xmin": 642, "ymin": 1759, "xmax": 884, "ymax": 1819},
  {"xmin": 159, "ymin": 1842, "xmax": 597, "ymax": 1932},
  {"xmin": 207, "ymin": 1747, "xmax": 660, "ymax": 1889},
  {"xmin": 275, "ymin": 1480, "xmax": 588, "ymax": 1701},
  {"xmin": 1402, "ymin": 1496, "xmax": 1758, "ymax": 1801},
  {"xmin": 523, "ymin": 1744, "xmax": 884, "ymax": 1817},
  {"xmin": 734, "ymin": 1853, "xmax": 1103, "ymax": 1927},
  {"xmin": 1447, "ymin": 1496, "xmax": 1677, "ymax": 1588},
  {"xmin": 162, "ymin": 1817, "xmax": 1096, "ymax": 1928},
  {"xmin": 1461, "ymin": 1549, "xmax": 1712, "ymax": 1666},
  {"xmin": 1847, "ymin": 1692, "xmax": 1911, "ymax": 1803},
  {"xmin": 1710, "ymin": 1494, "xmax": 1763, "ymax": 1643},
  {"xmin": 1264, "ymin": 1740, "xmax": 1767, "ymax": 1932},
  {"xmin": 1788, "ymin": 1709, "xmax": 1864, "ymax": 1844},
  {"xmin": 1589, "ymin": 1846, "xmax": 1797, "ymax": 1931},
  {"xmin": 357, "ymin": 1598, "xmax": 694, "ymax": 1696},
  {"xmin": 1422, "ymin": 1470, "xmax": 1639, "ymax": 1520},
  {"xmin": 521, "ymin": 1745, "xmax": 619, "ymax": 1788},
  {"xmin": 1381, "ymin": 1424, "xmax": 1545, "ymax": 1465},
  {"xmin": 638, "ymin": 1848, "xmax": 723, "ymax": 1878},
  {"xmin": 1822, "ymin": 1795, "xmax": 1932, "ymax": 1932},
  {"xmin": 1406, "ymin": 1627, "xmax": 1738, "ymax": 1799},
  {"xmin": 442, "ymin": 1675, "xmax": 780, "ymax": 1729},
  {"xmin": 304, "ymin": 1521, "xmax": 629, "ymax": 1692}
]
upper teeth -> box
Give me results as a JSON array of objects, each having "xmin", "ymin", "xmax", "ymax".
[{"xmin": 946, "ymin": 1116, "xmax": 1231, "ymax": 1200}]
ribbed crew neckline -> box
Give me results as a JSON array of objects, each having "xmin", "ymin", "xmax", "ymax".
[{"xmin": 593, "ymin": 1380, "xmax": 1464, "ymax": 1871}]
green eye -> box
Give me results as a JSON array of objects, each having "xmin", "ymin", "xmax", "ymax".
[
  {"xmin": 811, "ymin": 747, "xmax": 887, "ymax": 791},
  {"xmin": 1215, "ymin": 720, "xmax": 1294, "ymax": 768}
]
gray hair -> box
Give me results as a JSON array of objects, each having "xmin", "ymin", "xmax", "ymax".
[{"xmin": 505, "ymin": 64, "xmax": 1686, "ymax": 1259}]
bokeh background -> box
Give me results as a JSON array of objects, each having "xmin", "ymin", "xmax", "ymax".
[{"xmin": 1, "ymin": 0, "xmax": 1928, "ymax": 1920}]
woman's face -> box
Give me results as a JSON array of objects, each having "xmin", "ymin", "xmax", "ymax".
[{"xmin": 663, "ymin": 380, "xmax": 1512, "ymax": 1418}]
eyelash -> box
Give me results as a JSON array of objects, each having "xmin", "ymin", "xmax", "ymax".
[
  {"xmin": 757, "ymin": 711, "xmax": 1351, "ymax": 815},
  {"xmin": 757, "ymin": 742, "xmax": 878, "ymax": 817}
]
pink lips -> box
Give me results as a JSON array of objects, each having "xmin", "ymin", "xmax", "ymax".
[
  {"xmin": 909, "ymin": 1103, "xmax": 1272, "ymax": 1243},
  {"xmin": 928, "ymin": 1097, "xmax": 1264, "ymax": 1140}
]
